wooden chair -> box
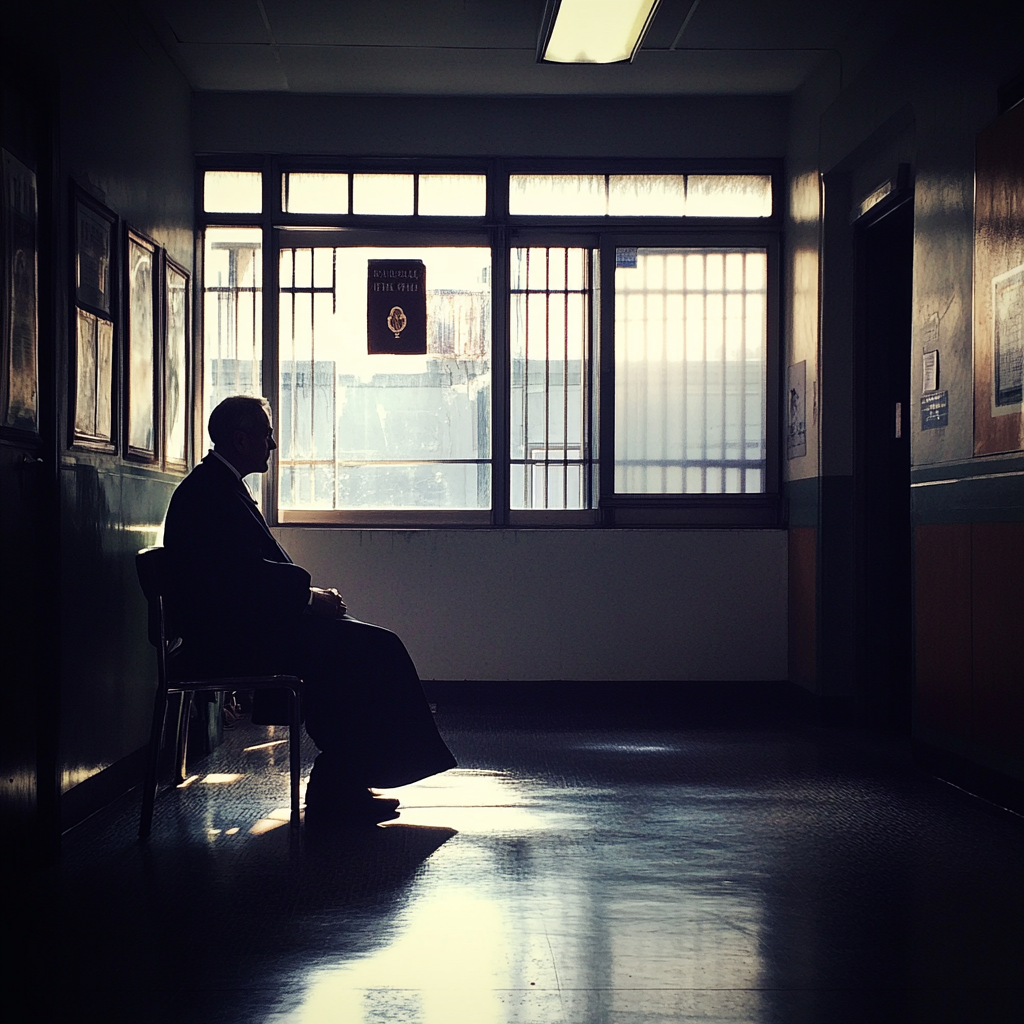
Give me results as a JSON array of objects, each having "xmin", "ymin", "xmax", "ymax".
[{"xmin": 135, "ymin": 546, "xmax": 302, "ymax": 838}]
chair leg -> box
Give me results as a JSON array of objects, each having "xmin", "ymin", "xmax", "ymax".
[
  {"xmin": 139, "ymin": 687, "xmax": 169, "ymax": 839},
  {"xmin": 289, "ymin": 688, "xmax": 302, "ymax": 827},
  {"xmin": 176, "ymin": 691, "xmax": 194, "ymax": 785}
]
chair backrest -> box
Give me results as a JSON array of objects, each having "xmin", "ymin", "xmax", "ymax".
[
  {"xmin": 136, "ymin": 546, "xmax": 169, "ymax": 650},
  {"xmin": 136, "ymin": 545, "xmax": 167, "ymax": 602}
]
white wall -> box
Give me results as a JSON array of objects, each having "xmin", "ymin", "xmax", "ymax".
[{"xmin": 275, "ymin": 528, "xmax": 788, "ymax": 682}]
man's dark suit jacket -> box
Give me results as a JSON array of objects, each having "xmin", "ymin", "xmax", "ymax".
[{"xmin": 162, "ymin": 454, "xmax": 310, "ymax": 672}]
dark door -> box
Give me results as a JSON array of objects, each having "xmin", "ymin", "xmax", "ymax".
[{"xmin": 854, "ymin": 196, "xmax": 914, "ymax": 731}]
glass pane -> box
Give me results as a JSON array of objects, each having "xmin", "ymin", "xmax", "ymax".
[
  {"xmin": 204, "ymin": 171, "xmax": 262, "ymax": 214},
  {"xmin": 282, "ymin": 172, "xmax": 348, "ymax": 214},
  {"xmin": 418, "ymin": 174, "xmax": 487, "ymax": 216},
  {"xmin": 166, "ymin": 266, "xmax": 188, "ymax": 462},
  {"xmin": 686, "ymin": 175, "xmax": 772, "ymax": 217},
  {"xmin": 352, "ymin": 174, "xmax": 414, "ymax": 215},
  {"xmin": 509, "ymin": 175, "xmax": 606, "ymax": 216},
  {"xmin": 203, "ymin": 227, "xmax": 263, "ymax": 453},
  {"xmin": 614, "ymin": 247, "xmax": 766, "ymax": 494},
  {"xmin": 128, "ymin": 238, "xmax": 154, "ymax": 451},
  {"xmin": 510, "ymin": 247, "xmax": 592, "ymax": 509},
  {"xmin": 608, "ymin": 175, "xmax": 686, "ymax": 216},
  {"xmin": 278, "ymin": 246, "xmax": 491, "ymax": 510},
  {"xmin": 74, "ymin": 310, "xmax": 97, "ymax": 436}
]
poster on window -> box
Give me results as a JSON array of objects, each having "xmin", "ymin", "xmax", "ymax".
[
  {"xmin": 1, "ymin": 149, "xmax": 39, "ymax": 436},
  {"xmin": 787, "ymin": 360, "xmax": 807, "ymax": 459},
  {"xmin": 973, "ymin": 100, "xmax": 1024, "ymax": 455},
  {"xmin": 367, "ymin": 259, "xmax": 427, "ymax": 354},
  {"xmin": 127, "ymin": 235, "xmax": 156, "ymax": 456}
]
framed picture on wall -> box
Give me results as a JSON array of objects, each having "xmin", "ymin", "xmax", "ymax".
[
  {"xmin": 72, "ymin": 190, "xmax": 117, "ymax": 450},
  {"xmin": 1, "ymin": 148, "xmax": 39, "ymax": 439},
  {"xmin": 126, "ymin": 230, "xmax": 158, "ymax": 460},
  {"xmin": 973, "ymin": 100, "xmax": 1024, "ymax": 455},
  {"xmin": 164, "ymin": 257, "xmax": 190, "ymax": 468}
]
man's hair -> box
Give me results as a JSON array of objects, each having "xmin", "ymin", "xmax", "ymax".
[{"xmin": 208, "ymin": 395, "xmax": 272, "ymax": 445}]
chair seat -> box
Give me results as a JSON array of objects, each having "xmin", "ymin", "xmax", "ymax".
[
  {"xmin": 166, "ymin": 674, "xmax": 302, "ymax": 692},
  {"xmin": 136, "ymin": 546, "xmax": 304, "ymax": 838}
]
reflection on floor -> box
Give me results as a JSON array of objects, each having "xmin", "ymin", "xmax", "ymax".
[{"xmin": 42, "ymin": 707, "xmax": 1024, "ymax": 1023}]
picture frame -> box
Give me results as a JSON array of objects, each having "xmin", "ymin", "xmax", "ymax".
[
  {"xmin": 164, "ymin": 257, "xmax": 190, "ymax": 469},
  {"xmin": 126, "ymin": 230, "xmax": 158, "ymax": 461},
  {"xmin": 973, "ymin": 100, "xmax": 1024, "ymax": 455},
  {"xmin": 71, "ymin": 188, "xmax": 117, "ymax": 450},
  {"xmin": 1, "ymin": 148, "xmax": 39, "ymax": 439}
]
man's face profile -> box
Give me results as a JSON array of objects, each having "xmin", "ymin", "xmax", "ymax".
[{"xmin": 230, "ymin": 411, "xmax": 276, "ymax": 476}]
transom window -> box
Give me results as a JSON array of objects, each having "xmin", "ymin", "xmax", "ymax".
[{"xmin": 198, "ymin": 161, "xmax": 779, "ymax": 526}]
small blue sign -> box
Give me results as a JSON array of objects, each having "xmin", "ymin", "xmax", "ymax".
[
  {"xmin": 615, "ymin": 247, "xmax": 638, "ymax": 269},
  {"xmin": 920, "ymin": 390, "xmax": 949, "ymax": 430}
]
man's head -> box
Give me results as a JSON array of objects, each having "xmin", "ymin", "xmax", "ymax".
[{"xmin": 208, "ymin": 396, "xmax": 276, "ymax": 476}]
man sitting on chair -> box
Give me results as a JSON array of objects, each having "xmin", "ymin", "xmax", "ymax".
[{"xmin": 161, "ymin": 395, "xmax": 456, "ymax": 825}]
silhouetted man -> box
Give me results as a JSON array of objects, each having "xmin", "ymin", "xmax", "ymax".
[{"xmin": 161, "ymin": 395, "xmax": 456, "ymax": 825}]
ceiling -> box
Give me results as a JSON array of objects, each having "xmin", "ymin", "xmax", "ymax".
[{"xmin": 139, "ymin": 0, "xmax": 885, "ymax": 96}]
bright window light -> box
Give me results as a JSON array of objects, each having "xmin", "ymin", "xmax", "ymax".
[
  {"xmin": 509, "ymin": 174, "xmax": 606, "ymax": 216},
  {"xmin": 542, "ymin": 0, "xmax": 661, "ymax": 64},
  {"xmin": 282, "ymin": 172, "xmax": 348, "ymax": 214},
  {"xmin": 204, "ymin": 171, "xmax": 262, "ymax": 214},
  {"xmin": 608, "ymin": 174, "xmax": 686, "ymax": 216},
  {"xmin": 352, "ymin": 174, "xmax": 414, "ymax": 215},
  {"xmin": 418, "ymin": 174, "xmax": 487, "ymax": 216},
  {"xmin": 687, "ymin": 174, "xmax": 773, "ymax": 217}
]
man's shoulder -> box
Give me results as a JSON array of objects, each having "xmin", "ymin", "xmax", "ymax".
[{"xmin": 166, "ymin": 457, "xmax": 236, "ymax": 518}]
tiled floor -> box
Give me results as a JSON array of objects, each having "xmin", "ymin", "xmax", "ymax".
[{"xmin": 34, "ymin": 707, "xmax": 1024, "ymax": 1023}]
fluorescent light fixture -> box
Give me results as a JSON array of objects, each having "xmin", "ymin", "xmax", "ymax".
[{"xmin": 539, "ymin": 0, "xmax": 662, "ymax": 64}]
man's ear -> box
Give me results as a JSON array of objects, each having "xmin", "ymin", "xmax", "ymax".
[{"xmin": 231, "ymin": 428, "xmax": 249, "ymax": 452}]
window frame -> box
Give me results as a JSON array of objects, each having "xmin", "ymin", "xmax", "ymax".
[{"xmin": 195, "ymin": 155, "xmax": 783, "ymax": 528}]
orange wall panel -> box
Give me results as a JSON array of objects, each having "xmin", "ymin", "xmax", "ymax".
[
  {"xmin": 915, "ymin": 524, "xmax": 972, "ymax": 736},
  {"xmin": 972, "ymin": 522, "xmax": 1024, "ymax": 756}
]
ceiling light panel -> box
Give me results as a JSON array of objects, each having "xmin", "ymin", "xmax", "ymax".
[{"xmin": 541, "ymin": 0, "xmax": 662, "ymax": 64}]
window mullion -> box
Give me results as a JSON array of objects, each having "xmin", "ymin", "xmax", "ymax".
[
  {"xmin": 491, "ymin": 227, "xmax": 510, "ymax": 525},
  {"xmin": 262, "ymin": 158, "xmax": 280, "ymax": 524}
]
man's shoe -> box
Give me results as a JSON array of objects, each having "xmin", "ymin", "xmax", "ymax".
[{"xmin": 305, "ymin": 789, "xmax": 400, "ymax": 829}]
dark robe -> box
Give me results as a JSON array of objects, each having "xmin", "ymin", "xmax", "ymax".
[{"xmin": 161, "ymin": 454, "xmax": 456, "ymax": 790}]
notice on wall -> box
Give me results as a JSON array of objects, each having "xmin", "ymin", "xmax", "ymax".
[
  {"xmin": 367, "ymin": 259, "xmax": 427, "ymax": 355},
  {"xmin": 921, "ymin": 390, "xmax": 949, "ymax": 430},
  {"xmin": 992, "ymin": 263, "xmax": 1024, "ymax": 412},
  {"xmin": 922, "ymin": 349, "xmax": 939, "ymax": 393},
  {"xmin": 787, "ymin": 360, "xmax": 807, "ymax": 459}
]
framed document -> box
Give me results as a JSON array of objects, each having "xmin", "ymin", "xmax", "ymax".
[
  {"xmin": 126, "ymin": 232, "xmax": 157, "ymax": 459},
  {"xmin": 974, "ymin": 101, "xmax": 1024, "ymax": 455},
  {"xmin": 74, "ymin": 309, "xmax": 114, "ymax": 442},
  {"xmin": 164, "ymin": 259, "xmax": 189, "ymax": 467},
  {"xmin": 1, "ymin": 149, "xmax": 39, "ymax": 438},
  {"xmin": 72, "ymin": 190, "xmax": 117, "ymax": 449},
  {"xmin": 787, "ymin": 361, "xmax": 807, "ymax": 459}
]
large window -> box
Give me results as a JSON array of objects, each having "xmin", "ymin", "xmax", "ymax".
[
  {"xmin": 199, "ymin": 162, "xmax": 779, "ymax": 526},
  {"xmin": 277, "ymin": 245, "xmax": 491, "ymax": 511},
  {"xmin": 614, "ymin": 247, "xmax": 767, "ymax": 495}
]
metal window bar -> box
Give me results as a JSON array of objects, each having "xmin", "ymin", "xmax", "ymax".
[
  {"xmin": 279, "ymin": 247, "xmax": 339, "ymax": 508},
  {"xmin": 206, "ymin": 240, "xmax": 262, "ymax": 411},
  {"xmin": 510, "ymin": 247, "xmax": 592, "ymax": 509},
  {"xmin": 615, "ymin": 248, "xmax": 765, "ymax": 494}
]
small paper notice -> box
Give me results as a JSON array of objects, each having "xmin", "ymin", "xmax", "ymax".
[{"xmin": 923, "ymin": 350, "xmax": 939, "ymax": 393}]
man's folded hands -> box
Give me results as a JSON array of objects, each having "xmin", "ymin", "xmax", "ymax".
[{"xmin": 307, "ymin": 587, "xmax": 347, "ymax": 619}]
